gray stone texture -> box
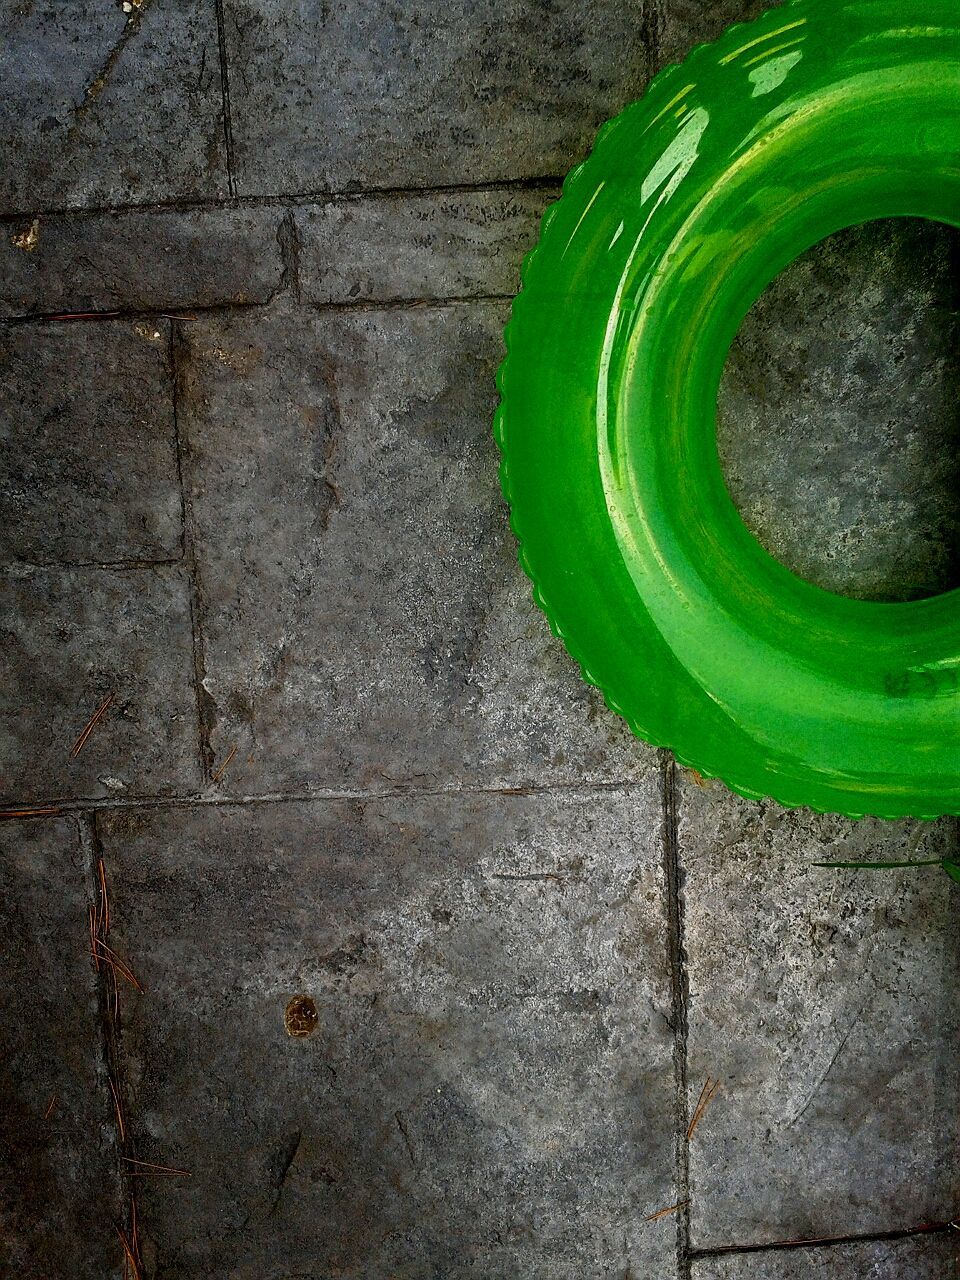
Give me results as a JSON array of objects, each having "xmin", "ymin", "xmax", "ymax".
[
  {"xmin": 0, "ymin": 566, "xmax": 200, "ymax": 802},
  {"xmin": 0, "ymin": 0, "xmax": 226, "ymax": 215},
  {"xmin": 222, "ymin": 0, "xmax": 653, "ymax": 195},
  {"xmin": 177, "ymin": 302, "xmax": 650, "ymax": 794},
  {"xmin": 658, "ymin": 0, "xmax": 786, "ymax": 67},
  {"xmin": 0, "ymin": 206, "xmax": 285, "ymax": 317},
  {"xmin": 0, "ymin": 319, "xmax": 181, "ymax": 564},
  {"xmin": 297, "ymin": 188, "xmax": 556, "ymax": 305},
  {"xmin": 0, "ymin": 815, "xmax": 123, "ymax": 1279},
  {"xmin": 718, "ymin": 218, "xmax": 960, "ymax": 602},
  {"xmin": 97, "ymin": 788, "xmax": 676, "ymax": 1278},
  {"xmin": 691, "ymin": 1234, "xmax": 959, "ymax": 1280},
  {"xmin": 679, "ymin": 775, "xmax": 960, "ymax": 1249}
]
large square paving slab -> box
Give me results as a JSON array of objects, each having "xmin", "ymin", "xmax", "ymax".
[
  {"xmin": 176, "ymin": 303, "xmax": 652, "ymax": 794},
  {"xmin": 679, "ymin": 777, "xmax": 960, "ymax": 1248},
  {"xmin": 0, "ymin": 814, "xmax": 123, "ymax": 1278},
  {"xmin": 97, "ymin": 786, "xmax": 678, "ymax": 1278}
]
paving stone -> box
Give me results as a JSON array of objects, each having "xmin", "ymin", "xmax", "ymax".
[
  {"xmin": 0, "ymin": 206, "xmax": 284, "ymax": 318},
  {"xmin": 0, "ymin": 319, "xmax": 181, "ymax": 565},
  {"xmin": 0, "ymin": 0, "xmax": 226, "ymax": 216},
  {"xmin": 97, "ymin": 786, "xmax": 676, "ymax": 1279},
  {"xmin": 222, "ymin": 0, "xmax": 653, "ymax": 196},
  {"xmin": 658, "ymin": 0, "xmax": 787, "ymax": 67},
  {"xmin": 0, "ymin": 565, "xmax": 200, "ymax": 803},
  {"xmin": 678, "ymin": 775, "xmax": 960, "ymax": 1249},
  {"xmin": 297, "ymin": 188, "xmax": 556, "ymax": 305},
  {"xmin": 0, "ymin": 814, "xmax": 123, "ymax": 1278},
  {"xmin": 718, "ymin": 218, "xmax": 960, "ymax": 602},
  {"xmin": 177, "ymin": 302, "xmax": 653, "ymax": 794},
  {"xmin": 691, "ymin": 1234, "xmax": 959, "ymax": 1280}
]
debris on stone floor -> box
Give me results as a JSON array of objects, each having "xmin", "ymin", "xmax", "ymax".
[
  {"xmin": 10, "ymin": 218, "xmax": 39, "ymax": 253},
  {"xmin": 646, "ymin": 1199, "xmax": 691, "ymax": 1224},
  {"xmin": 46, "ymin": 310, "xmax": 122, "ymax": 321},
  {"xmin": 686, "ymin": 1076, "xmax": 722, "ymax": 1142},
  {"xmin": 284, "ymin": 994, "xmax": 320, "ymax": 1038},
  {"xmin": 71, "ymin": 692, "xmax": 115, "ymax": 759},
  {"xmin": 211, "ymin": 742, "xmax": 238, "ymax": 783},
  {"xmin": 0, "ymin": 804, "xmax": 63, "ymax": 820}
]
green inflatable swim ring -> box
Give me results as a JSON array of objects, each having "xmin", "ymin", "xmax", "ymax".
[{"xmin": 495, "ymin": 0, "xmax": 960, "ymax": 819}]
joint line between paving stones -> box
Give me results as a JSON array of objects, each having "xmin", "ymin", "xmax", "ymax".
[
  {"xmin": 170, "ymin": 321, "xmax": 215, "ymax": 784},
  {"xmin": 660, "ymin": 749, "xmax": 692, "ymax": 1279},
  {"xmin": 3, "ymin": 554, "xmax": 185, "ymax": 573},
  {"xmin": 1, "ymin": 777, "xmax": 654, "ymax": 818},
  {"xmin": 77, "ymin": 812, "xmax": 139, "ymax": 1261},
  {"xmin": 689, "ymin": 1220, "xmax": 959, "ymax": 1260},
  {"xmin": 0, "ymin": 176, "xmax": 564, "ymax": 226},
  {"xmin": 643, "ymin": 0, "xmax": 667, "ymax": 83},
  {"xmin": 214, "ymin": 0, "xmax": 237, "ymax": 196},
  {"xmin": 0, "ymin": 294, "xmax": 515, "ymax": 329},
  {"xmin": 276, "ymin": 209, "xmax": 302, "ymax": 302}
]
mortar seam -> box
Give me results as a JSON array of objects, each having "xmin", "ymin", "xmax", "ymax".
[
  {"xmin": 661, "ymin": 749, "xmax": 691, "ymax": 1279},
  {"xmin": 1, "ymin": 776, "xmax": 654, "ymax": 815},
  {"xmin": 214, "ymin": 0, "xmax": 237, "ymax": 196},
  {"xmin": 170, "ymin": 321, "xmax": 215, "ymax": 785},
  {"xmin": 77, "ymin": 811, "xmax": 137, "ymax": 1265},
  {"xmin": 0, "ymin": 176, "xmax": 563, "ymax": 224}
]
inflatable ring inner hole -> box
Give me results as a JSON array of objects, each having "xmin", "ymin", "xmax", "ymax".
[{"xmin": 715, "ymin": 215, "xmax": 960, "ymax": 606}]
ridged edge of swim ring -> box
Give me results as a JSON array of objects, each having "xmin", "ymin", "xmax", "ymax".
[{"xmin": 493, "ymin": 0, "xmax": 953, "ymax": 821}]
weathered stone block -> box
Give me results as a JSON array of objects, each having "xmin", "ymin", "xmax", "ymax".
[
  {"xmin": 177, "ymin": 303, "xmax": 654, "ymax": 794},
  {"xmin": 679, "ymin": 776, "xmax": 960, "ymax": 1248},
  {"xmin": 0, "ymin": 319, "xmax": 181, "ymax": 564},
  {"xmin": 297, "ymin": 188, "xmax": 554, "ymax": 305},
  {"xmin": 222, "ymin": 0, "xmax": 653, "ymax": 194},
  {"xmin": 0, "ymin": 0, "xmax": 226, "ymax": 214},
  {"xmin": 98, "ymin": 787, "xmax": 677, "ymax": 1278}
]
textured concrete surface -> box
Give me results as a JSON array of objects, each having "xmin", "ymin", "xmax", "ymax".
[
  {"xmin": 0, "ymin": 0, "xmax": 226, "ymax": 215},
  {"xmin": 97, "ymin": 790, "xmax": 676, "ymax": 1278},
  {"xmin": 0, "ymin": 0, "xmax": 958, "ymax": 1277},
  {"xmin": 0, "ymin": 206, "xmax": 284, "ymax": 317},
  {"xmin": 679, "ymin": 778, "xmax": 960, "ymax": 1250},
  {"xmin": 691, "ymin": 1235, "xmax": 959, "ymax": 1280},
  {"xmin": 0, "ymin": 816, "xmax": 123, "ymax": 1278},
  {"xmin": 222, "ymin": 0, "xmax": 654, "ymax": 194},
  {"xmin": 0, "ymin": 319, "xmax": 181, "ymax": 563},
  {"xmin": 178, "ymin": 301, "xmax": 645, "ymax": 794},
  {"xmin": 719, "ymin": 219, "xmax": 960, "ymax": 602},
  {"xmin": 0, "ymin": 566, "xmax": 199, "ymax": 802},
  {"xmin": 297, "ymin": 188, "xmax": 554, "ymax": 305}
]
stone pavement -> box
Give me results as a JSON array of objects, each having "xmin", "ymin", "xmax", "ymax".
[{"xmin": 0, "ymin": 2, "xmax": 957, "ymax": 1278}]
